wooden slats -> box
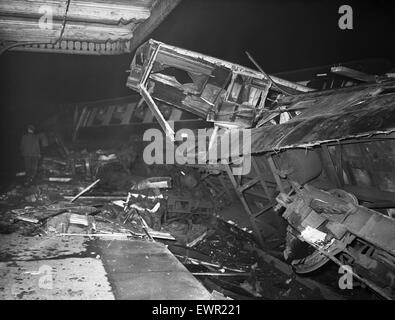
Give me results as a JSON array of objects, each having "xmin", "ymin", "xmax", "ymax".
[
  {"xmin": 0, "ymin": 0, "xmax": 179, "ymax": 55},
  {"xmin": 0, "ymin": 17, "xmax": 134, "ymax": 42},
  {"xmin": 0, "ymin": 0, "xmax": 152, "ymax": 24}
]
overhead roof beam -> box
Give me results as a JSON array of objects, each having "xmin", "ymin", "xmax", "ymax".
[
  {"xmin": 128, "ymin": 0, "xmax": 182, "ymax": 53},
  {"xmin": 0, "ymin": 0, "xmax": 151, "ymax": 25}
]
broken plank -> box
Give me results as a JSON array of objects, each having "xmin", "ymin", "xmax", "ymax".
[
  {"xmin": 331, "ymin": 66, "xmax": 377, "ymax": 83},
  {"xmin": 64, "ymin": 196, "xmax": 126, "ymax": 201},
  {"xmin": 59, "ymin": 233, "xmax": 130, "ymax": 238},
  {"xmin": 192, "ymin": 272, "xmax": 250, "ymax": 277},
  {"xmin": 175, "ymin": 255, "xmax": 245, "ymax": 273},
  {"xmin": 186, "ymin": 231, "xmax": 208, "ymax": 248},
  {"xmin": 69, "ymin": 179, "xmax": 101, "ymax": 202},
  {"xmin": 14, "ymin": 216, "xmax": 39, "ymax": 224}
]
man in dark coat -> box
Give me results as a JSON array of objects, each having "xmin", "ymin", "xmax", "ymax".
[{"xmin": 21, "ymin": 125, "xmax": 41, "ymax": 183}]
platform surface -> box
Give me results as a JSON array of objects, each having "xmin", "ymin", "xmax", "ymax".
[{"xmin": 97, "ymin": 239, "xmax": 212, "ymax": 300}]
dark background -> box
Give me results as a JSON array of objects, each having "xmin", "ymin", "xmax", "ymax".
[{"xmin": 0, "ymin": 0, "xmax": 394, "ymax": 176}]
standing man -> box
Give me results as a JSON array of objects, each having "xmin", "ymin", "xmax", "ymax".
[{"xmin": 21, "ymin": 125, "xmax": 41, "ymax": 184}]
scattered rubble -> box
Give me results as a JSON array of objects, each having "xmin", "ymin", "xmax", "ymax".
[{"xmin": 1, "ymin": 144, "xmax": 355, "ymax": 300}]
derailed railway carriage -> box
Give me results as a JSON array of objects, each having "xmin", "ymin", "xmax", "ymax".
[{"xmin": 125, "ymin": 39, "xmax": 395, "ymax": 299}]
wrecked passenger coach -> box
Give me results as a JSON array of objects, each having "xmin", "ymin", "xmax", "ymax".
[
  {"xmin": 126, "ymin": 39, "xmax": 395, "ymax": 299},
  {"xmin": 126, "ymin": 39, "xmax": 312, "ymax": 138}
]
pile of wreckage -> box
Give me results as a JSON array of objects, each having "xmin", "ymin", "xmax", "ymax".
[
  {"xmin": 122, "ymin": 39, "xmax": 395, "ymax": 299},
  {"xmin": 0, "ymin": 148, "xmax": 354, "ymax": 300},
  {"xmin": 1, "ymin": 150, "xmax": 214, "ymax": 244},
  {"xmin": 1, "ymin": 39, "xmax": 394, "ymax": 300}
]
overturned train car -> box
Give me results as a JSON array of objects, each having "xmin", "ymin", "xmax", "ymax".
[{"xmin": 125, "ymin": 39, "xmax": 395, "ymax": 299}]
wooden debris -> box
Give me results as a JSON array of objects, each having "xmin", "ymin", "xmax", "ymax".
[
  {"xmin": 131, "ymin": 177, "xmax": 172, "ymax": 190},
  {"xmin": 112, "ymin": 200, "xmax": 125, "ymax": 207},
  {"xmin": 147, "ymin": 229, "xmax": 176, "ymax": 241},
  {"xmin": 48, "ymin": 177, "xmax": 72, "ymax": 182},
  {"xmin": 70, "ymin": 179, "xmax": 101, "ymax": 203},
  {"xmin": 64, "ymin": 195, "xmax": 126, "ymax": 201},
  {"xmin": 138, "ymin": 215, "xmax": 176, "ymax": 240},
  {"xmin": 175, "ymin": 255, "xmax": 245, "ymax": 273},
  {"xmin": 192, "ymin": 272, "xmax": 250, "ymax": 277},
  {"xmin": 186, "ymin": 231, "xmax": 208, "ymax": 248},
  {"xmin": 59, "ymin": 233, "xmax": 130, "ymax": 238},
  {"xmin": 14, "ymin": 209, "xmax": 68, "ymax": 225},
  {"xmin": 69, "ymin": 214, "xmax": 89, "ymax": 227},
  {"xmin": 139, "ymin": 215, "xmax": 154, "ymax": 241},
  {"xmin": 14, "ymin": 216, "xmax": 39, "ymax": 224}
]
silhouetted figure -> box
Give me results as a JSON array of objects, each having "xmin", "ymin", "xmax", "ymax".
[{"xmin": 21, "ymin": 125, "xmax": 40, "ymax": 184}]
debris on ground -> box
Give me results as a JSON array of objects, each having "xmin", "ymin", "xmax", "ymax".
[{"xmin": 0, "ymin": 145, "xmax": 375, "ymax": 300}]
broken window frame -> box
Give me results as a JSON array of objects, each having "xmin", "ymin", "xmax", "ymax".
[{"xmin": 132, "ymin": 40, "xmax": 276, "ymax": 140}]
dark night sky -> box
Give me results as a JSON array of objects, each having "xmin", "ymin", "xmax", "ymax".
[{"xmin": 0, "ymin": 0, "xmax": 394, "ymax": 172}]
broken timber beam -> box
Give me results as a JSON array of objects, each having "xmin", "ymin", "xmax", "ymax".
[
  {"xmin": 70, "ymin": 179, "xmax": 100, "ymax": 203},
  {"xmin": 331, "ymin": 66, "xmax": 377, "ymax": 83},
  {"xmin": 128, "ymin": 0, "xmax": 182, "ymax": 53}
]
